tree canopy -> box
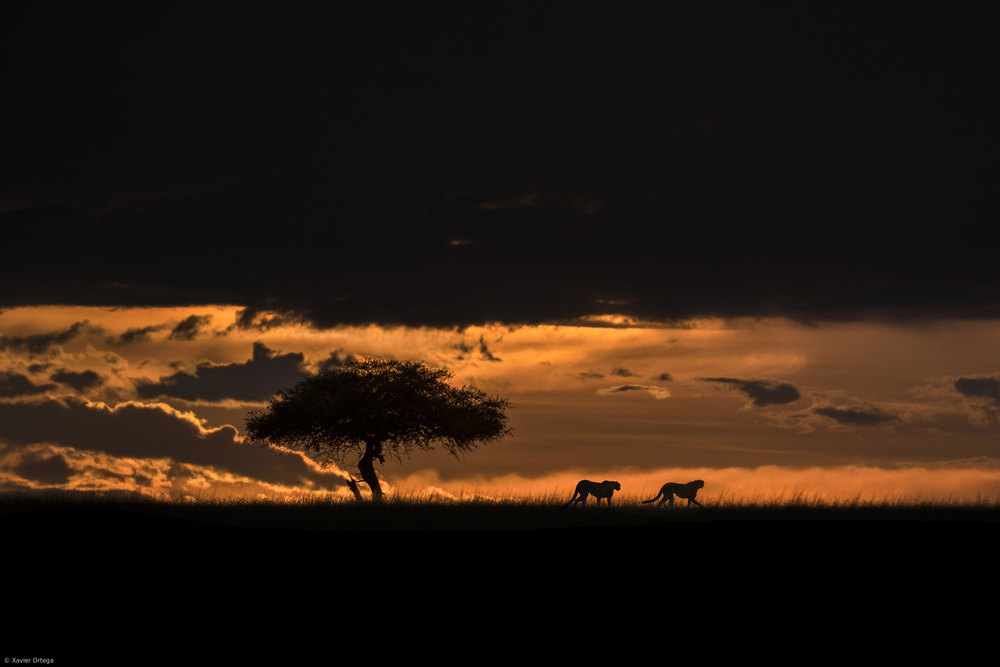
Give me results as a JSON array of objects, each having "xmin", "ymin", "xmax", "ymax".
[{"xmin": 244, "ymin": 358, "xmax": 512, "ymax": 498}]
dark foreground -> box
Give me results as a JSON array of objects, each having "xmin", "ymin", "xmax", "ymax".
[{"xmin": 3, "ymin": 503, "xmax": 996, "ymax": 663}]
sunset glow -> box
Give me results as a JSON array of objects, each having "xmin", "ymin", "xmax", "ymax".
[
  {"xmin": 3, "ymin": 305, "xmax": 1000, "ymax": 504},
  {"xmin": 6, "ymin": 7, "xmax": 999, "ymax": 663},
  {"xmin": 2, "ymin": 4, "xmax": 998, "ymax": 512}
]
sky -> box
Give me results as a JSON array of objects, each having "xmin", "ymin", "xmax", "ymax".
[{"xmin": 2, "ymin": 3, "xmax": 999, "ymax": 503}]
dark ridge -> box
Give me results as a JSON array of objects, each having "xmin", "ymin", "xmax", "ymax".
[{"xmin": 5, "ymin": 504, "xmax": 994, "ymax": 662}]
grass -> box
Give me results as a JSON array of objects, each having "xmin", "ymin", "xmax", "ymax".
[{"xmin": 3, "ymin": 486, "xmax": 1000, "ymax": 530}]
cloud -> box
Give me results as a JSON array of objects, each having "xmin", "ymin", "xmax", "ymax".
[
  {"xmin": 136, "ymin": 342, "xmax": 305, "ymax": 402},
  {"xmin": 0, "ymin": 321, "xmax": 98, "ymax": 355},
  {"xmin": 109, "ymin": 324, "xmax": 168, "ymax": 346},
  {"xmin": 0, "ymin": 372, "xmax": 56, "ymax": 398},
  {"xmin": 12, "ymin": 449, "xmax": 73, "ymax": 485},
  {"xmin": 701, "ymin": 377, "xmax": 801, "ymax": 407},
  {"xmin": 598, "ymin": 384, "xmax": 670, "ymax": 399},
  {"xmin": 0, "ymin": 7, "xmax": 995, "ymax": 328},
  {"xmin": 230, "ymin": 307, "xmax": 299, "ymax": 332},
  {"xmin": 954, "ymin": 377, "xmax": 1000, "ymax": 405},
  {"xmin": 453, "ymin": 335, "xmax": 503, "ymax": 362},
  {"xmin": 814, "ymin": 406, "xmax": 898, "ymax": 427},
  {"xmin": 953, "ymin": 376, "xmax": 1000, "ymax": 424},
  {"xmin": 0, "ymin": 397, "xmax": 348, "ymax": 493},
  {"xmin": 169, "ymin": 315, "xmax": 212, "ymax": 341},
  {"xmin": 317, "ymin": 350, "xmax": 356, "ymax": 373},
  {"xmin": 50, "ymin": 368, "xmax": 104, "ymax": 392},
  {"xmin": 478, "ymin": 336, "xmax": 501, "ymax": 362}
]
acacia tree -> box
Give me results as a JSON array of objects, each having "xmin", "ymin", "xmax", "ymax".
[{"xmin": 244, "ymin": 358, "xmax": 512, "ymax": 499}]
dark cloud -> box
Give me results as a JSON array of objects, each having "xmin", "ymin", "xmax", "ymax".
[
  {"xmin": 954, "ymin": 377, "xmax": 1000, "ymax": 405},
  {"xmin": 317, "ymin": 351, "xmax": 356, "ymax": 373},
  {"xmin": 0, "ymin": 321, "xmax": 97, "ymax": 355},
  {"xmin": 0, "ymin": 372, "xmax": 55, "ymax": 398},
  {"xmin": 50, "ymin": 369, "xmax": 103, "ymax": 392},
  {"xmin": 230, "ymin": 308, "xmax": 299, "ymax": 332},
  {"xmin": 605, "ymin": 385, "xmax": 649, "ymax": 394},
  {"xmin": 110, "ymin": 324, "xmax": 167, "ymax": 346},
  {"xmin": 611, "ymin": 368, "xmax": 637, "ymax": 378},
  {"xmin": 702, "ymin": 378, "xmax": 801, "ymax": 407},
  {"xmin": 136, "ymin": 342, "xmax": 305, "ymax": 402},
  {"xmin": 478, "ymin": 336, "xmax": 501, "ymax": 362},
  {"xmin": 452, "ymin": 340, "xmax": 475, "ymax": 359},
  {"xmin": 0, "ymin": 397, "xmax": 346, "ymax": 491},
  {"xmin": 654, "ymin": 373, "xmax": 673, "ymax": 382},
  {"xmin": 1, "ymin": 5, "xmax": 997, "ymax": 327},
  {"xmin": 13, "ymin": 450, "xmax": 73, "ymax": 485},
  {"xmin": 598, "ymin": 384, "xmax": 669, "ymax": 399},
  {"xmin": 168, "ymin": 315, "xmax": 212, "ymax": 341},
  {"xmin": 454, "ymin": 336, "xmax": 502, "ymax": 362},
  {"xmin": 814, "ymin": 406, "xmax": 898, "ymax": 427},
  {"xmin": 954, "ymin": 377, "xmax": 1000, "ymax": 424}
]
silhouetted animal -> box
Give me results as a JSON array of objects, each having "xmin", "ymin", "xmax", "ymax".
[
  {"xmin": 564, "ymin": 480, "xmax": 621, "ymax": 508},
  {"xmin": 642, "ymin": 480, "xmax": 705, "ymax": 507}
]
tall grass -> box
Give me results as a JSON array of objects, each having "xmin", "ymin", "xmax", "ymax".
[{"xmin": 3, "ymin": 485, "xmax": 1000, "ymax": 530}]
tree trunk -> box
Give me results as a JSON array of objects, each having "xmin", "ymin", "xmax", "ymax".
[
  {"xmin": 346, "ymin": 477, "xmax": 364, "ymax": 501},
  {"xmin": 358, "ymin": 439, "xmax": 385, "ymax": 500}
]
